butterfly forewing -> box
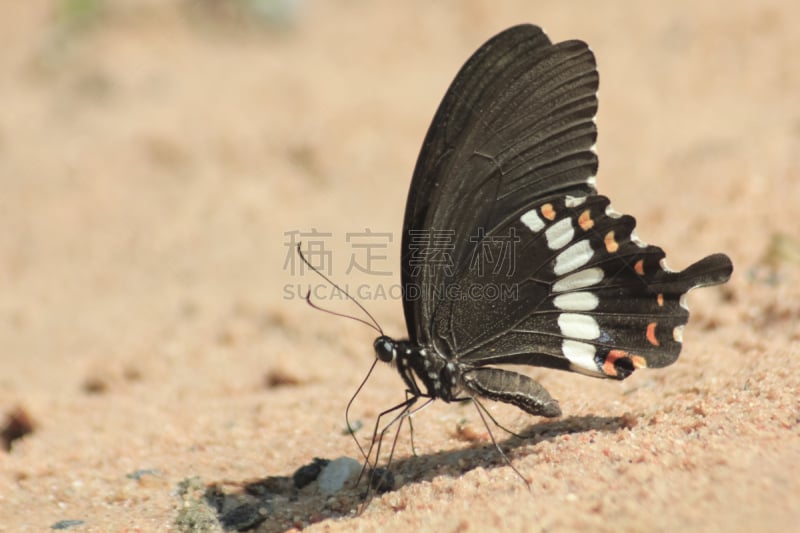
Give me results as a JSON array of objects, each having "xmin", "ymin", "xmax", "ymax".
[{"xmin": 401, "ymin": 25, "xmax": 600, "ymax": 350}]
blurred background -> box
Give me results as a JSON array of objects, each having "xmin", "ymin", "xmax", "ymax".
[
  {"xmin": 2, "ymin": 0, "xmax": 797, "ymax": 392},
  {"xmin": 0, "ymin": 0, "xmax": 798, "ymax": 529}
]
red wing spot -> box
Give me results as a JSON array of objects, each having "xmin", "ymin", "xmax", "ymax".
[
  {"xmin": 646, "ymin": 322, "xmax": 660, "ymax": 346},
  {"xmin": 657, "ymin": 293, "xmax": 664, "ymax": 307},
  {"xmin": 604, "ymin": 231, "xmax": 619, "ymax": 253},
  {"xmin": 578, "ymin": 209, "xmax": 594, "ymax": 231},
  {"xmin": 603, "ymin": 349, "xmax": 628, "ymax": 376},
  {"xmin": 541, "ymin": 203, "xmax": 556, "ymax": 221},
  {"xmin": 634, "ymin": 259, "xmax": 645, "ymax": 275}
]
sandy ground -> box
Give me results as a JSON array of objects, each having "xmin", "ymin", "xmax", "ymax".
[{"xmin": 1, "ymin": 1, "xmax": 799, "ymax": 531}]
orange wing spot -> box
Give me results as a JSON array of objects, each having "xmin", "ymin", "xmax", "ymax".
[
  {"xmin": 604, "ymin": 231, "xmax": 619, "ymax": 253},
  {"xmin": 646, "ymin": 322, "xmax": 660, "ymax": 346},
  {"xmin": 603, "ymin": 349, "xmax": 629, "ymax": 376},
  {"xmin": 578, "ymin": 209, "xmax": 594, "ymax": 231},
  {"xmin": 631, "ymin": 355, "xmax": 648, "ymax": 369},
  {"xmin": 541, "ymin": 203, "xmax": 556, "ymax": 221},
  {"xmin": 634, "ymin": 259, "xmax": 645, "ymax": 275},
  {"xmin": 657, "ymin": 293, "xmax": 664, "ymax": 306}
]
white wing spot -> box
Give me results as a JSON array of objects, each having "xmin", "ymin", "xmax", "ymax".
[
  {"xmin": 630, "ymin": 229, "xmax": 648, "ymax": 248},
  {"xmin": 545, "ymin": 218, "xmax": 575, "ymax": 250},
  {"xmin": 553, "ymin": 292, "xmax": 599, "ymax": 311},
  {"xmin": 553, "ymin": 267, "xmax": 604, "ymax": 292},
  {"xmin": 521, "ymin": 209, "xmax": 545, "ymax": 232},
  {"xmin": 554, "ymin": 240, "xmax": 594, "ymax": 276},
  {"xmin": 679, "ymin": 293, "xmax": 689, "ymax": 310},
  {"xmin": 565, "ymin": 195, "xmax": 587, "ymax": 208},
  {"xmin": 562, "ymin": 340, "xmax": 602, "ymax": 376},
  {"xmin": 605, "ymin": 204, "xmax": 623, "ymax": 219},
  {"xmin": 673, "ymin": 325, "xmax": 685, "ymax": 342},
  {"xmin": 558, "ymin": 313, "xmax": 600, "ymax": 340},
  {"xmin": 660, "ymin": 257, "xmax": 677, "ymax": 273}
]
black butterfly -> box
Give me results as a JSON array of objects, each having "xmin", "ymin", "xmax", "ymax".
[{"xmin": 368, "ymin": 24, "xmax": 733, "ymax": 422}]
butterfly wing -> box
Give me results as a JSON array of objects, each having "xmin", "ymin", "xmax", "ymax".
[
  {"xmin": 401, "ymin": 24, "xmax": 599, "ymax": 349},
  {"xmin": 400, "ymin": 24, "xmax": 732, "ymax": 378},
  {"xmin": 451, "ymin": 194, "xmax": 732, "ymax": 378}
]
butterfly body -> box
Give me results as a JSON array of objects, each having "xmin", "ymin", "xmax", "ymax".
[
  {"xmin": 375, "ymin": 336, "xmax": 459, "ymax": 401},
  {"xmin": 375, "ymin": 336, "xmax": 563, "ymax": 417}
]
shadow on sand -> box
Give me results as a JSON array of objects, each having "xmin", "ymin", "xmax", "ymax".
[{"xmin": 174, "ymin": 414, "xmax": 629, "ymax": 532}]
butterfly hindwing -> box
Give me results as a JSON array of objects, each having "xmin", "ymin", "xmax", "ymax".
[{"xmin": 450, "ymin": 194, "xmax": 732, "ymax": 378}]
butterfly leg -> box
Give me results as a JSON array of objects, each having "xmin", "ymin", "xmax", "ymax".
[
  {"xmin": 461, "ymin": 367, "xmax": 561, "ymax": 418},
  {"xmin": 469, "ymin": 396, "xmax": 531, "ymax": 488},
  {"xmin": 404, "ymin": 389, "xmax": 421, "ymax": 457},
  {"xmin": 451, "ymin": 395, "xmax": 529, "ymax": 439},
  {"xmin": 361, "ymin": 395, "xmax": 417, "ymax": 485}
]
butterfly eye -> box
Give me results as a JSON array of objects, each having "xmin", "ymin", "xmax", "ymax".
[{"xmin": 373, "ymin": 336, "xmax": 396, "ymax": 363}]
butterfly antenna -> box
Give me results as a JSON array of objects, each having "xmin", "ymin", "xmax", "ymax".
[
  {"xmin": 304, "ymin": 290, "xmax": 381, "ymax": 333},
  {"xmin": 297, "ymin": 243, "xmax": 383, "ymax": 335}
]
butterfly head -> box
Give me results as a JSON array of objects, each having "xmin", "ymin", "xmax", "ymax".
[{"xmin": 373, "ymin": 335, "xmax": 397, "ymax": 363}]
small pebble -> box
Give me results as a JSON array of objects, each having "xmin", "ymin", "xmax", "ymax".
[
  {"xmin": 369, "ymin": 467, "xmax": 395, "ymax": 493},
  {"xmin": 293, "ymin": 457, "xmax": 329, "ymax": 489},
  {"xmin": 1, "ymin": 406, "xmax": 35, "ymax": 451},
  {"xmin": 342, "ymin": 420, "xmax": 363, "ymax": 435},
  {"xmin": 219, "ymin": 502, "xmax": 268, "ymax": 531},
  {"xmin": 51, "ymin": 520, "xmax": 85, "ymax": 530},
  {"xmin": 126, "ymin": 468, "xmax": 160, "ymax": 480},
  {"xmin": 317, "ymin": 457, "xmax": 361, "ymax": 494}
]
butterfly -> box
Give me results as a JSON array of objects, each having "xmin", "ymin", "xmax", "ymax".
[{"xmin": 368, "ymin": 24, "xmax": 733, "ymax": 423}]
